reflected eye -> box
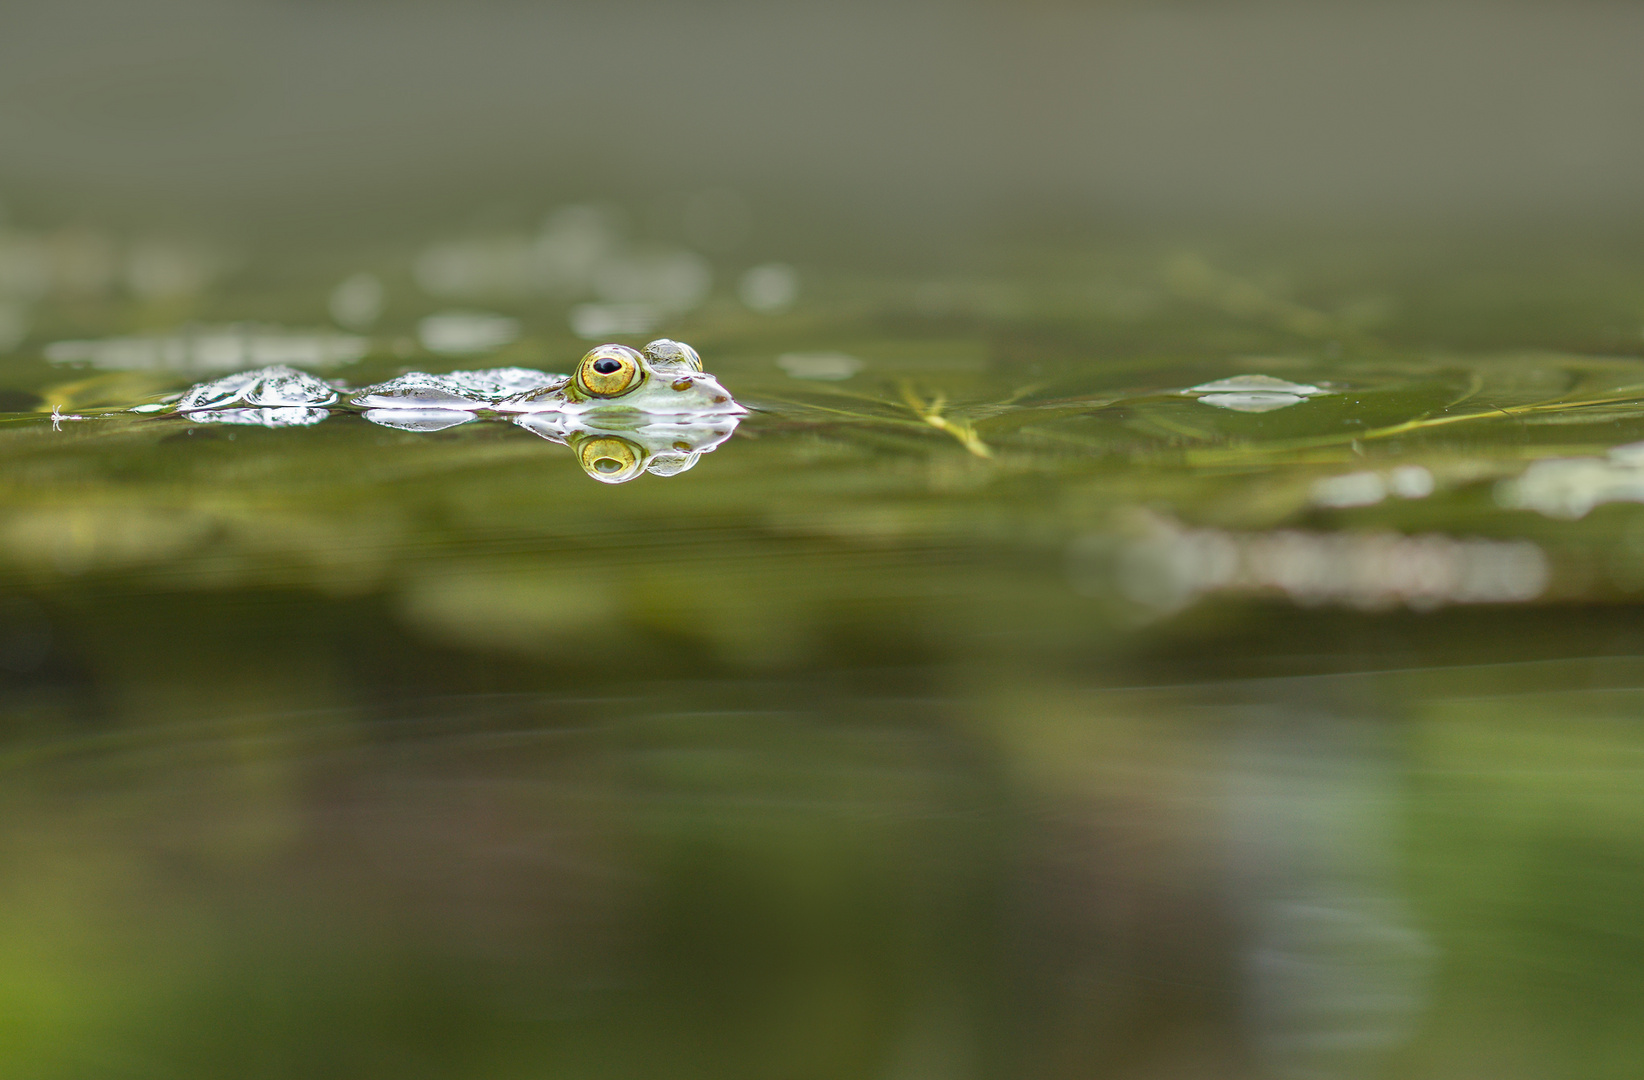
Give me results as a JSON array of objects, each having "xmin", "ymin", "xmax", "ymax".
[
  {"xmin": 576, "ymin": 346, "xmax": 643, "ymax": 397},
  {"xmin": 576, "ymin": 435, "xmax": 644, "ymax": 483}
]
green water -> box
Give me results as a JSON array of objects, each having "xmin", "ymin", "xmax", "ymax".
[{"xmin": 3, "ymin": 229, "xmax": 1644, "ymax": 1078}]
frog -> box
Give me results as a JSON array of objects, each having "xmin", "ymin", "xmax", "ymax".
[
  {"xmin": 150, "ymin": 338, "xmax": 744, "ymax": 482},
  {"xmin": 343, "ymin": 339, "xmax": 739, "ymax": 419}
]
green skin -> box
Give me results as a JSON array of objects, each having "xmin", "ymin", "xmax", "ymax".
[{"xmin": 499, "ymin": 339, "xmax": 745, "ymax": 417}]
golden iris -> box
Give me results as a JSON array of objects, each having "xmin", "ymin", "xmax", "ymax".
[
  {"xmin": 576, "ymin": 435, "xmax": 644, "ymax": 483},
  {"xmin": 575, "ymin": 345, "xmax": 644, "ymax": 397}
]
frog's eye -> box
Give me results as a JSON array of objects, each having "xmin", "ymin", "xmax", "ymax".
[
  {"xmin": 575, "ymin": 345, "xmax": 644, "ymax": 397},
  {"xmin": 576, "ymin": 435, "xmax": 644, "ymax": 483}
]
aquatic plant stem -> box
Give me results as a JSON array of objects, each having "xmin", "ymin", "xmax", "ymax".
[{"xmin": 899, "ymin": 382, "xmax": 994, "ymax": 458}]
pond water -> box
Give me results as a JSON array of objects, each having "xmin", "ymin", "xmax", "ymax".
[{"xmin": 3, "ymin": 224, "xmax": 1644, "ymax": 1078}]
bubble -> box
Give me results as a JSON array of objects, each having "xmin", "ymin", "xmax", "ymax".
[
  {"xmin": 645, "ymin": 451, "xmax": 702, "ymax": 477},
  {"xmin": 353, "ymin": 376, "xmax": 490, "ymax": 411},
  {"xmin": 182, "ymin": 408, "xmax": 330, "ymax": 428},
  {"xmin": 362, "ymin": 409, "xmax": 476, "ymax": 432},
  {"xmin": 452, "ymin": 367, "xmax": 561, "ymax": 396},
  {"xmin": 353, "ymin": 367, "xmax": 557, "ymax": 409},
  {"xmin": 1189, "ymin": 374, "xmax": 1325, "ymax": 395},
  {"xmin": 1188, "ymin": 373, "xmax": 1329, "ymax": 413},
  {"xmin": 176, "ymin": 366, "xmax": 338, "ymax": 411},
  {"xmin": 1198, "ymin": 392, "xmax": 1306, "ymax": 412}
]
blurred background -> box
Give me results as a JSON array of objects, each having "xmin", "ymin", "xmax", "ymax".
[
  {"xmin": 4, "ymin": 2, "xmax": 1644, "ymax": 1079},
  {"xmin": 7, "ymin": 0, "xmax": 1644, "ymax": 239}
]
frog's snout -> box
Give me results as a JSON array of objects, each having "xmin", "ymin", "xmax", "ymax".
[{"xmin": 665, "ymin": 372, "xmax": 740, "ymax": 411}]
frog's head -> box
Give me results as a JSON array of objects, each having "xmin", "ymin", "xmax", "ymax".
[{"xmin": 564, "ymin": 340, "xmax": 741, "ymax": 415}]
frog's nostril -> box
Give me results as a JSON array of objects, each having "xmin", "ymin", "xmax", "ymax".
[
  {"xmin": 593, "ymin": 359, "xmax": 621, "ymax": 375},
  {"xmin": 671, "ymin": 379, "xmax": 693, "ymax": 391}
]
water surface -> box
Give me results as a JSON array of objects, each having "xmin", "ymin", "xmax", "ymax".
[{"xmin": 2, "ymin": 231, "xmax": 1643, "ymax": 1078}]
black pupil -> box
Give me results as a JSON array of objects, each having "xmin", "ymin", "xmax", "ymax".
[{"xmin": 593, "ymin": 359, "xmax": 622, "ymax": 375}]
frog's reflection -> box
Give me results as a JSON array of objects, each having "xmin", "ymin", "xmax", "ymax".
[
  {"xmin": 184, "ymin": 405, "xmax": 740, "ymax": 482},
  {"xmin": 513, "ymin": 414, "xmax": 739, "ymax": 484},
  {"xmin": 347, "ymin": 409, "xmax": 739, "ymax": 482}
]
